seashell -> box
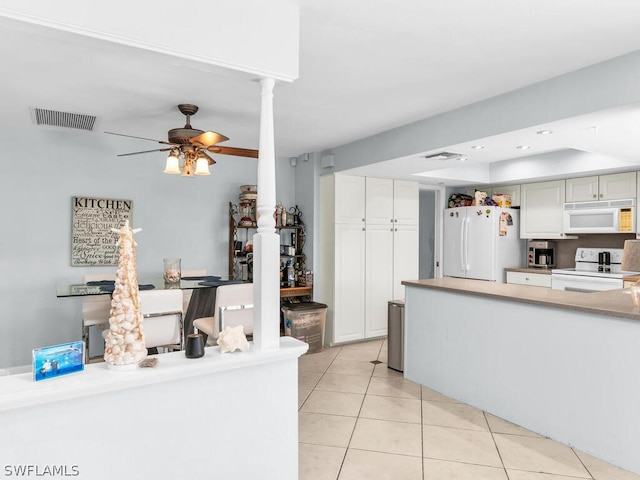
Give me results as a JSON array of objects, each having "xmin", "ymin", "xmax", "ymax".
[{"xmin": 217, "ymin": 325, "xmax": 250, "ymax": 353}]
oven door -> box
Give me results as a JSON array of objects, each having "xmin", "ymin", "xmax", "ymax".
[{"xmin": 551, "ymin": 273, "xmax": 622, "ymax": 292}]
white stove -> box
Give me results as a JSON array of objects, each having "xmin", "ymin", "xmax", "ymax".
[{"xmin": 551, "ymin": 248, "xmax": 640, "ymax": 292}]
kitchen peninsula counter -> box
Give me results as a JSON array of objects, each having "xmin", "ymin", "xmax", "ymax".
[
  {"xmin": 402, "ymin": 277, "xmax": 639, "ymax": 320},
  {"xmin": 402, "ymin": 277, "xmax": 640, "ymax": 476}
]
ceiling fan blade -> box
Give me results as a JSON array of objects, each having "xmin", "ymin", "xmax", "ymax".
[
  {"xmin": 189, "ymin": 131, "xmax": 230, "ymax": 147},
  {"xmin": 117, "ymin": 148, "xmax": 172, "ymax": 157},
  {"xmin": 199, "ymin": 150, "xmax": 217, "ymax": 166},
  {"xmin": 206, "ymin": 145, "xmax": 259, "ymax": 158},
  {"xmin": 105, "ymin": 131, "xmax": 175, "ymax": 146}
]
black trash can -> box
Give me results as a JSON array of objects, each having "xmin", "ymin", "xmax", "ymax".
[{"xmin": 387, "ymin": 300, "xmax": 405, "ymax": 372}]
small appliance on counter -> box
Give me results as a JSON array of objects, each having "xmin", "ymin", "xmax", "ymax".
[
  {"xmin": 527, "ymin": 240, "xmax": 556, "ymax": 268},
  {"xmin": 551, "ymin": 247, "xmax": 640, "ymax": 292}
]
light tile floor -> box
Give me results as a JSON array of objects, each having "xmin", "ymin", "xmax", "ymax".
[{"xmin": 298, "ymin": 339, "xmax": 640, "ymax": 480}]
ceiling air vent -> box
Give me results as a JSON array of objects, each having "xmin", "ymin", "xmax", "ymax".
[
  {"xmin": 31, "ymin": 107, "xmax": 98, "ymax": 132},
  {"xmin": 423, "ymin": 151, "xmax": 463, "ymax": 160}
]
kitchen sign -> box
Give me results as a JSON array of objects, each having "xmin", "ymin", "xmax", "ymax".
[{"xmin": 71, "ymin": 196, "xmax": 133, "ymax": 266}]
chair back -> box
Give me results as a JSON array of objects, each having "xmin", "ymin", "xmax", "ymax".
[
  {"xmin": 181, "ymin": 269, "xmax": 207, "ymax": 314},
  {"xmin": 82, "ymin": 273, "xmax": 116, "ymax": 323},
  {"xmin": 213, "ymin": 283, "xmax": 254, "ymax": 338},
  {"xmin": 139, "ymin": 289, "xmax": 184, "ymax": 350}
]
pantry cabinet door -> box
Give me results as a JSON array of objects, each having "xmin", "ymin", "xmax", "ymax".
[
  {"xmin": 365, "ymin": 177, "xmax": 394, "ymax": 224},
  {"xmin": 333, "ymin": 223, "xmax": 366, "ymax": 343},
  {"xmin": 365, "ymin": 224, "xmax": 394, "ymax": 338},
  {"xmin": 393, "ymin": 180, "xmax": 419, "ymax": 225},
  {"xmin": 335, "ymin": 175, "xmax": 366, "ymax": 224},
  {"xmin": 393, "ymin": 224, "xmax": 419, "ymax": 299}
]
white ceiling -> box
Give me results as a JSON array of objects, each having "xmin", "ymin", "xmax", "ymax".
[{"xmin": 3, "ymin": 0, "xmax": 640, "ymax": 185}]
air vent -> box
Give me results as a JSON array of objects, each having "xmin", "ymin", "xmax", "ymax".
[
  {"xmin": 31, "ymin": 107, "xmax": 98, "ymax": 131},
  {"xmin": 423, "ymin": 151, "xmax": 463, "ymax": 161}
]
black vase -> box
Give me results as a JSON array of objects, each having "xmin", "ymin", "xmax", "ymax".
[{"xmin": 185, "ymin": 333, "xmax": 205, "ymax": 359}]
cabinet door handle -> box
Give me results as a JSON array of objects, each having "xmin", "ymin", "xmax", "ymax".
[{"xmin": 394, "ymin": 219, "xmax": 398, "ymax": 222}]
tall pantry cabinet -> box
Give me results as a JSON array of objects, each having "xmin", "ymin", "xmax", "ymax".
[{"xmin": 320, "ymin": 174, "xmax": 419, "ymax": 345}]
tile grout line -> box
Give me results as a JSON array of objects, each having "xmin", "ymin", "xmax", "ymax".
[
  {"xmin": 333, "ymin": 345, "xmax": 380, "ymax": 480},
  {"xmin": 571, "ymin": 447, "xmax": 596, "ymax": 480},
  {"xmin": 483, "ymin": 410, "xmax": 511, "ymax": 480}
]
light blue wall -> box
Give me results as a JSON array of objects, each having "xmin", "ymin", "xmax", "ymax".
[{"xmin": 0, "ymin": 126, "xmax": 295, "ymax": 368}]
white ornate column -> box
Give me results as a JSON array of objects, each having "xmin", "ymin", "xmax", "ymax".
[{"xmin": 252, "ymin": 77, "xmax": 280, "ymax": 350}]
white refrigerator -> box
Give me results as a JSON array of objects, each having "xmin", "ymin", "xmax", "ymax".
[{"xmin": 443, "ymin": 206, "xmax": 524, "ymax": 282}]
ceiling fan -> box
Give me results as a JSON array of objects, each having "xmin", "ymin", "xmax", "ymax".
[{"xmin": 105, "ymin": 104, "xmax": 259, "ymax": 177}]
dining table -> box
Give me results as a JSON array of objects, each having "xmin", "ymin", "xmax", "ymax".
[{"xmin": 56, "ymin": 276, "xmax": 241, "ymax": 344}]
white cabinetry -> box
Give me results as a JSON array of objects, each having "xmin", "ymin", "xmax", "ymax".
[
  {"xmin": 566, "ymin": 172, "xmax": 636, "ymax": 202},
  {"xmin": 334, "ymin": 223, "xmax": 366, "ymax": 342},
  {"xmin": 335, "ymin": 175, "xmax": 366, "ymax": 223},
  {"xmin": 321, "ymin": 175, "xmax": 419, "ymax": 345},
  {"xmin": 365, "ymin": 224, "xmax": 393, "ymax": 338},
  {"xmin": 506, "ymin": 271, "xmax": 552, "ymax": 288},
  {"xmin": 520, "ymin": 180, "xmax": 568, "ymax": 239}
]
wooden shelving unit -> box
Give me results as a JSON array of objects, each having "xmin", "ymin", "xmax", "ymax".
[{"xmin": 228, "ymin": 202, "xmax": 311, "ymax": 297}]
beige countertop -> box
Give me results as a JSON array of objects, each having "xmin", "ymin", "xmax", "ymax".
[
  {"xmin": 402, "ymin": 277, "xmax": 640, "ymax": 321},
  {"xmin": 504, "ymin": 267, "xmax": 552, "ymax": 275}
]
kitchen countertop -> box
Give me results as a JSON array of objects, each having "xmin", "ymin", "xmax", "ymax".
[
  {"xmin": 402, "ymin": 277, "xmax": 640, "ymax": 321},
  {"xmin": 623, "ymin": 275, "xmax": 640, "ymax": 282},
  {"xmin": 504, "ymin": 267, "xmax": 552, "ymax": 275}
]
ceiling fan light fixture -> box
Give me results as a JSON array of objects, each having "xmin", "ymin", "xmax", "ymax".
[
  {"xmin": 163, "ymin": 151, "xmax": 181, "ymax": 175},
  {"xmin": 195, "ymin": 156, "xmax": 211, "ymax": 175}
]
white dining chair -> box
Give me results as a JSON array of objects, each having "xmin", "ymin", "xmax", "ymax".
[
  {"xmin": 193, "ymin": 283, "xmax": 254, "ymax": 345},
  {"xmin": 82, "ymin": 273, "xmax": 116, "ymax": 362},
  {"xmin": 139, "ymin": 289, "xmax": 184, "ymax": 352}
]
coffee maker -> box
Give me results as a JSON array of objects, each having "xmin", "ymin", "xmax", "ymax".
[{"xmin": 527, "ymin": 240, "xmax": 556, "ymax": 268}]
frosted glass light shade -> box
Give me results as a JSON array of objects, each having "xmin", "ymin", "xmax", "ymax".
[
  {"xmin": 163, "ymin": 154, "xmax": 181, "ymax": 174},
  {"xmin": 195, "ymin": 157, "xmax": 211, "ymax": 175}
]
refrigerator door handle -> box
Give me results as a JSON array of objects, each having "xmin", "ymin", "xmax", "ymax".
[
  {"xmin": 459, "ymin": 217, "xmax": 465, "ymax": 272},
  {"xmin": 463, "ymin": 217, "xmax": 470, "ymax": 271}
]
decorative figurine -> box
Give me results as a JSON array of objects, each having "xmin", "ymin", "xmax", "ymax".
[
  {"xmin": 217, "ymin": 325, "xmax": 250, "ymax": 353},
  {"xmin": 103, "ymin": 220, "xmax": 147, "ymax": 368}
]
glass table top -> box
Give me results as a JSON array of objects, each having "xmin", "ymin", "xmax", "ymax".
[{"xmin": 56, "ymin": 276, "xmax": 234, "ymax": 297}]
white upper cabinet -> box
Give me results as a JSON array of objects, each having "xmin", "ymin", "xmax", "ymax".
[
  {"xmin": 599, "ymin": 172, "xmax": 636, "ymax": 200},
  {"xmin": 334, "ymin": 175, "xmax": 366, "ymax": 223},
  {"xmin": 365, "ymin": 177, "xmax": 394, "ymax": 224},
  {"xmin": 393, "ymin": 180, "xmax": 420, "ymax": 225},
  {"xmin": 365, "ymin": 178, "xmax": 419, "ymax": 225},
  {"xmin": 520, "ymin": 180, "xmax": 567, "ymax": 239},
  {"xmin": 566, "ymin": 172, "xmax": 636, "ymax": 202},
  {"xmin": 565, "ymin": 176, "xmax": 599, "ymax": 202}
]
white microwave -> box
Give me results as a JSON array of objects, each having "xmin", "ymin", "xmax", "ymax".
[{"xmin": 563, "ymin": 199, "xmax": 635, "ymax": 234}]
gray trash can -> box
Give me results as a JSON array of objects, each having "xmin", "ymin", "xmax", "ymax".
[{"xmin": 387, "ymin": 300, "xmax": 405, "ymax": 372}]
